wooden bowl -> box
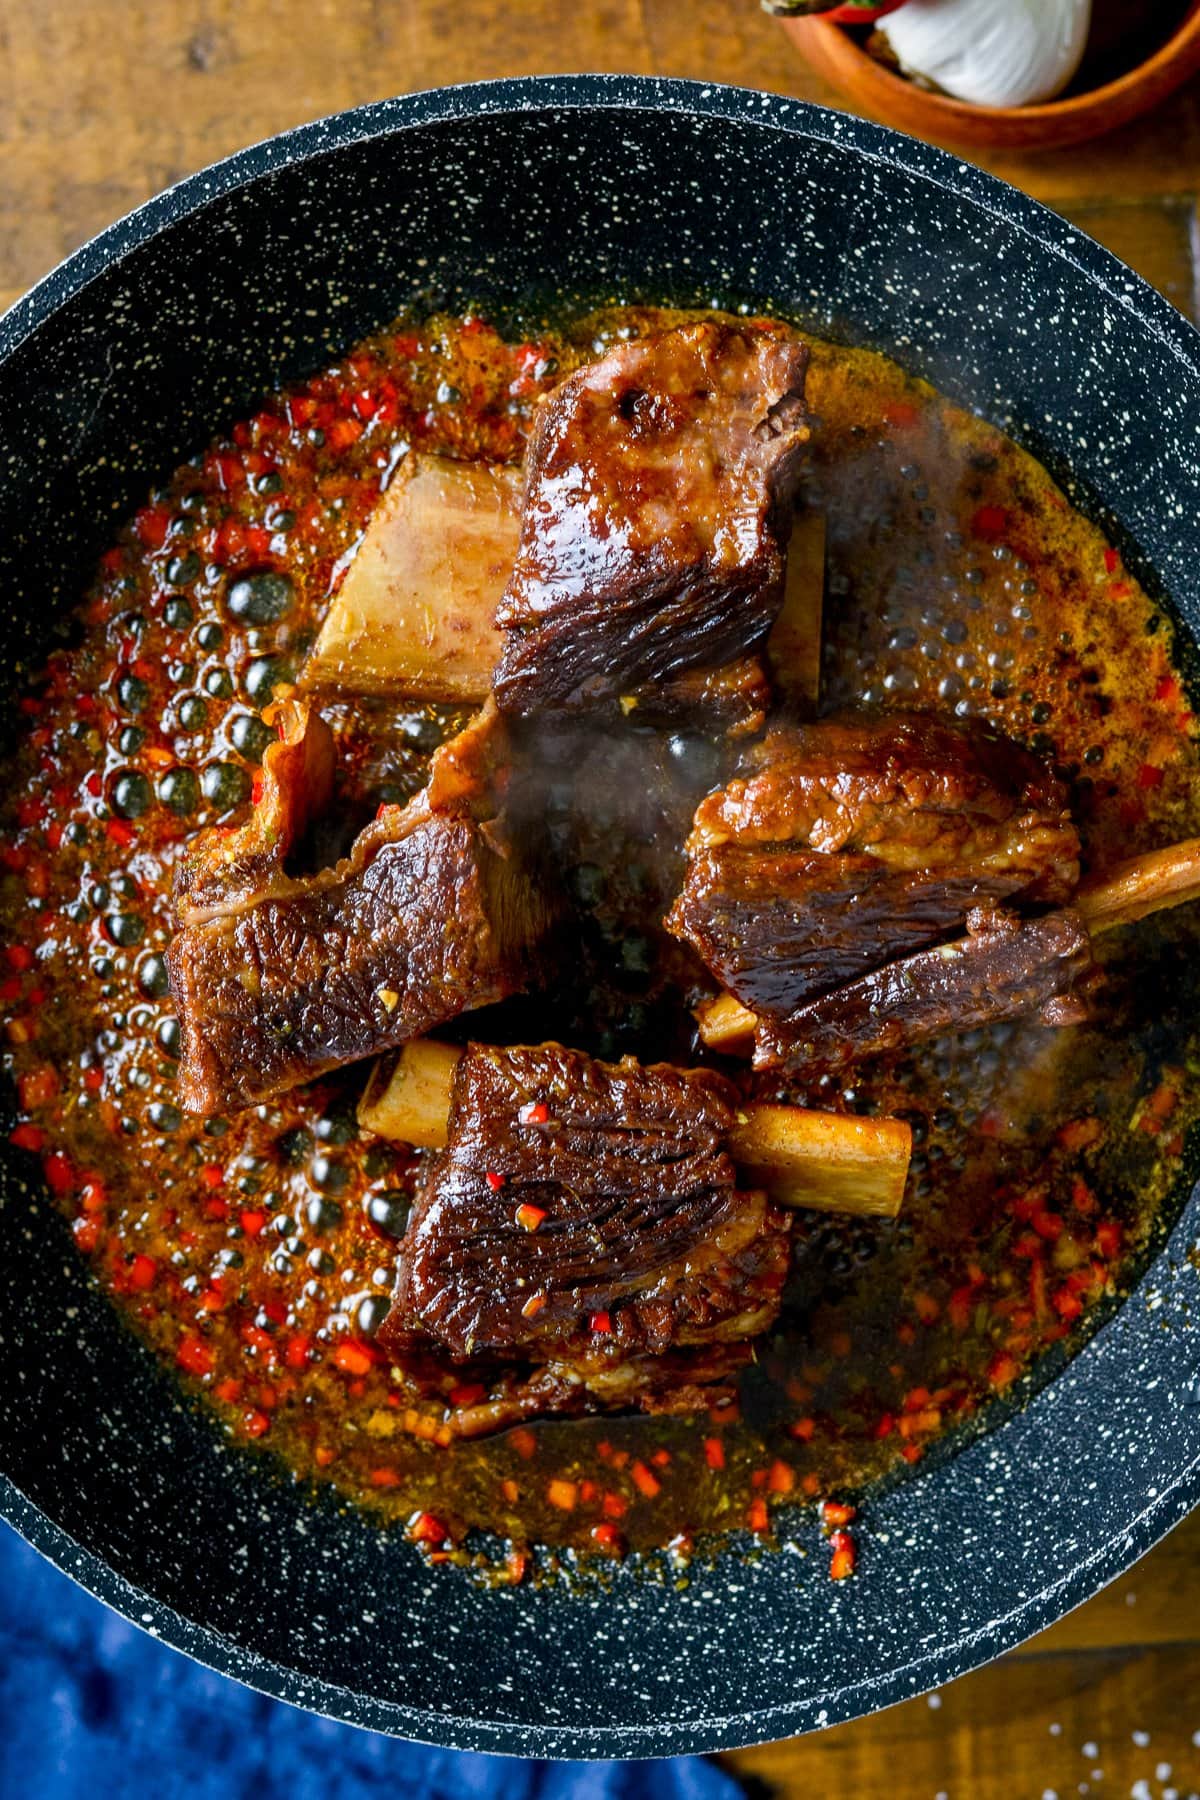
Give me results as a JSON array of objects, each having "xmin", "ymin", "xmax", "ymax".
[{"xmin": 781, "ymin": 2, "xmax": 1200, "ymax": 152}]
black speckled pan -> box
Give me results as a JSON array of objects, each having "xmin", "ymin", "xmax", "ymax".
[{"xmin": 2, "ymin": 75, "xmax": 1200, "ymax": 1759}]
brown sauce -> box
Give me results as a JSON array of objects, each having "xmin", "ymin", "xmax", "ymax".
[{"xmin": 2, "ymin": 305, "xmax": 1198, "ymax": 1582}]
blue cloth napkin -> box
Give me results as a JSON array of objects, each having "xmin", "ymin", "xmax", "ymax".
[{"xmin": 0, "ymin": 1523, "xmax": 739, "ymax": 1800}]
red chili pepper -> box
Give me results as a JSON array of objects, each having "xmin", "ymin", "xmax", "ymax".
[
  {"xmin": 485, "ymin": 1169, "xmax": 505, "ymax": 1191},
  {"xmin": 1094, "ymin": 1220, "xmax": 1122, "ymax": 1260},
  {"xmin": 829, "ymin": 1529, "xmax": 857, "ymax": 1580},
  {"xmin": 590, "ymin": 1523, "xmax": 624, "ymax": 1554},
  {"xmin": 703, "ymin": 1437, "xmax": 725, "ymax": 1471},
  {"xmin": 1052, "ymin": 1288, "xmax": 1084, "ymax": 1322},
  {"xmin": 505, "ymin": 1546, "xmax": 528, "ymax": 1585},
  {"xmin": 766, "ymin": 1459, "xmax": 795, "ymax": 1495},
  {"xmin": 333, "ymin": 1341, "xmax": 374, "ymax": 1376},
  {"xmin": 521, "ymin": 1100, "xmax": 551, "ymax": 1125},
  {"xmin": 630, "ymin": 1459, "xmax": 661, "ymax": 1499},
  {"xmin": 821, "ymin": 1500, "xmax": 857, "ymax": 1528},
  {"xmin": 72, "ymin": 1217, "xmax": 101, "ymax": 1254},
  {"xmin": 127, "ymin": 1254, "xmax": 157, "ymax": 1292},
  {"xmin": 134, "ymin": 504, "xmax": 171, "ymax": 550},
  {"xmin": 79, "ymin": 1178, "xmax": 108, "ymax": 1215},
  {"xmin": 18, "ymin": 1065, "xmax": 59, "ymax": 1110},
  {"xmin": 42, "ymin": 1152, "xmax": 75, "ymax": 1194},
  {"xmin": 407, "ymin": 1510, "xmax": 447, "ymax": 1546},
  {"xmin": 589, "ymin": 1310, "xmax": 612, "ymax": 1334},
  {"xmin": 176, "ymin": 1335, "xmax": 214, "ymax": 1378}
]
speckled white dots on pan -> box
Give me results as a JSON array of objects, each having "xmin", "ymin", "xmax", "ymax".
[{"xmin": 1, "ymin": 76, "xmax": 1199, "ymax": 1759}]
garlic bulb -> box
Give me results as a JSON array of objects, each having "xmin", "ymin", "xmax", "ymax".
[{"xmin": 879, "ymin": 0, "xmax": 1093, "ymax": 109}]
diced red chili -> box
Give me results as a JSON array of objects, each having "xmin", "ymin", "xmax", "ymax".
[
  {"xmin": 829, "ymin": 1529, "xmax": 857, "ymax": 1580},
  {"xmin": 333, "ymin": 1342, "xmax": 374, "ymax": 1377},
  {"xmin": 176, "ymin": 1335, "xmax": 214, "ymax": 1378},
  {"xmin": 127, "ymin": 1254, "xmax": 157, "ymax": 1292},
  {"xmin": 42, "ymin": 1152, "xmax": 75, "ymax": 1194},
  {"xmin": 407, "ymin": 1511, "xmax": 446, "ymax": 1546},
  {"xmin": 766, "ymin": 1460, "xmax": 794, "ymax": 1496},
  {"xmin": 630, "ymin": 1460, "xmax": 661, "ymax": 1498},
  {"xmin": 821, "ymin": 1500, "xmax": 857, "ymax": 1528}
]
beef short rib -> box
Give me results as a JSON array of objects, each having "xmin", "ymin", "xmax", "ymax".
[
  {"xmin": 168, "ymin": 705, "xmax": 554, "ymax": 1114},
  {"xmin": 493, "ymin": 320, "xmax": 810, "ymax": 714},
  {"xmin": 379, "ymin": 1041, "xmax": 790, "ymax": 1368},
  {"xmin": 755, "ymin": 907, "xmax": 1095, "ymax": 1071},
  {"xmin": 669, "ymin": 710, "xmax": 1082, "ymax": 1018}
]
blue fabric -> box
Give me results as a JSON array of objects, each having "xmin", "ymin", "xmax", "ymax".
[{"xmin": 0, "ymin": 1523, "xmax": 739, "ymax": 1799}]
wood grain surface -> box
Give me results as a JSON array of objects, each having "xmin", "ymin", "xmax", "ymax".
[{"xmin": 3, "ymin": 4, "xmax": 1199, "ymax": 1795}]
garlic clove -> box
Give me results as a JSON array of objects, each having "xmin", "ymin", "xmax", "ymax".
[{"xmin": 879, "ymin": 0, "xmax": 1093, "ymax": 109}]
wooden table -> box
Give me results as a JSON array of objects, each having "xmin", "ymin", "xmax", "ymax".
[{"xmin": 4, "ymin": 4, "xmax": 1200, "ymax": 1793}]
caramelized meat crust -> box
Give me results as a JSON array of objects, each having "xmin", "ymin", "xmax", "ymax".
[
  {"xmin": 687, "ymin": 711, "xmax": 1079, "ymax": 891},
  {"xmin": 753, "ymin": 908, "xmax": 1095, "ymax": 1071},
  {"xmin": 493, "ymin": 321, "xmax": 810, "ymax": 714},
  {"xmin": 669, "ymin": 710, "xmax": 1083, "ymax": 1022},
  {"xmin": 380, "ymin": 1042, "xmax": 791, "ymax": 1365},
  {"xmin": 168, "ymin": 706, "xmax": 553, "ymax": 1114}
]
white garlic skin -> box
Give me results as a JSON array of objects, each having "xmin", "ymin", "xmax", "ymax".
[{"xmin": 880, "ymin": 0, "xmax": 1093, "ymax": 109}]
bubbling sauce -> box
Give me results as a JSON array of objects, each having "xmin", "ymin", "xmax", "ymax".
[{"xmin": 2, "ymin": 306, "xmax": 1198, "ymax": 1582}]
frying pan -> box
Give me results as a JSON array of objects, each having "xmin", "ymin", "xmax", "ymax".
[{"xmin": 2, "ymin": 75, "xmax": 1200, "ymax": 1759}]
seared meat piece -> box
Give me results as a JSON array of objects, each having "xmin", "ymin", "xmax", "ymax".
[
  {"xmin": 669, "ymin": 846, "xmax": 1047, "ymax": 1019},
  {"xmin": 669, "ymin": 711, "xmax": 1081, "ymax": 1015},
  {"xmin": 643, "ymin": 654, "xmax": 773, "ymax": 740},
  {"xmin": 686, "ymin": 712, "xmax": 1078, "ymax": 885},
  {"xmin": 754, "ymin": 908, "xmax": 1095, "ymax": 1071},
  {"xmin": 422, "ymin": 1344, "xmax": 760, "ymax": 1439},
  {"xmin": 493, "ymin": 320, "xmax": 810, "ymax": 715},
  {"xmin": 379, "ymin": 1042, "xmax": 790, "ymax": 1370},
  {"xmin": 168, "ymin": 705, "xmax": 554, "ymax": 1114}
]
